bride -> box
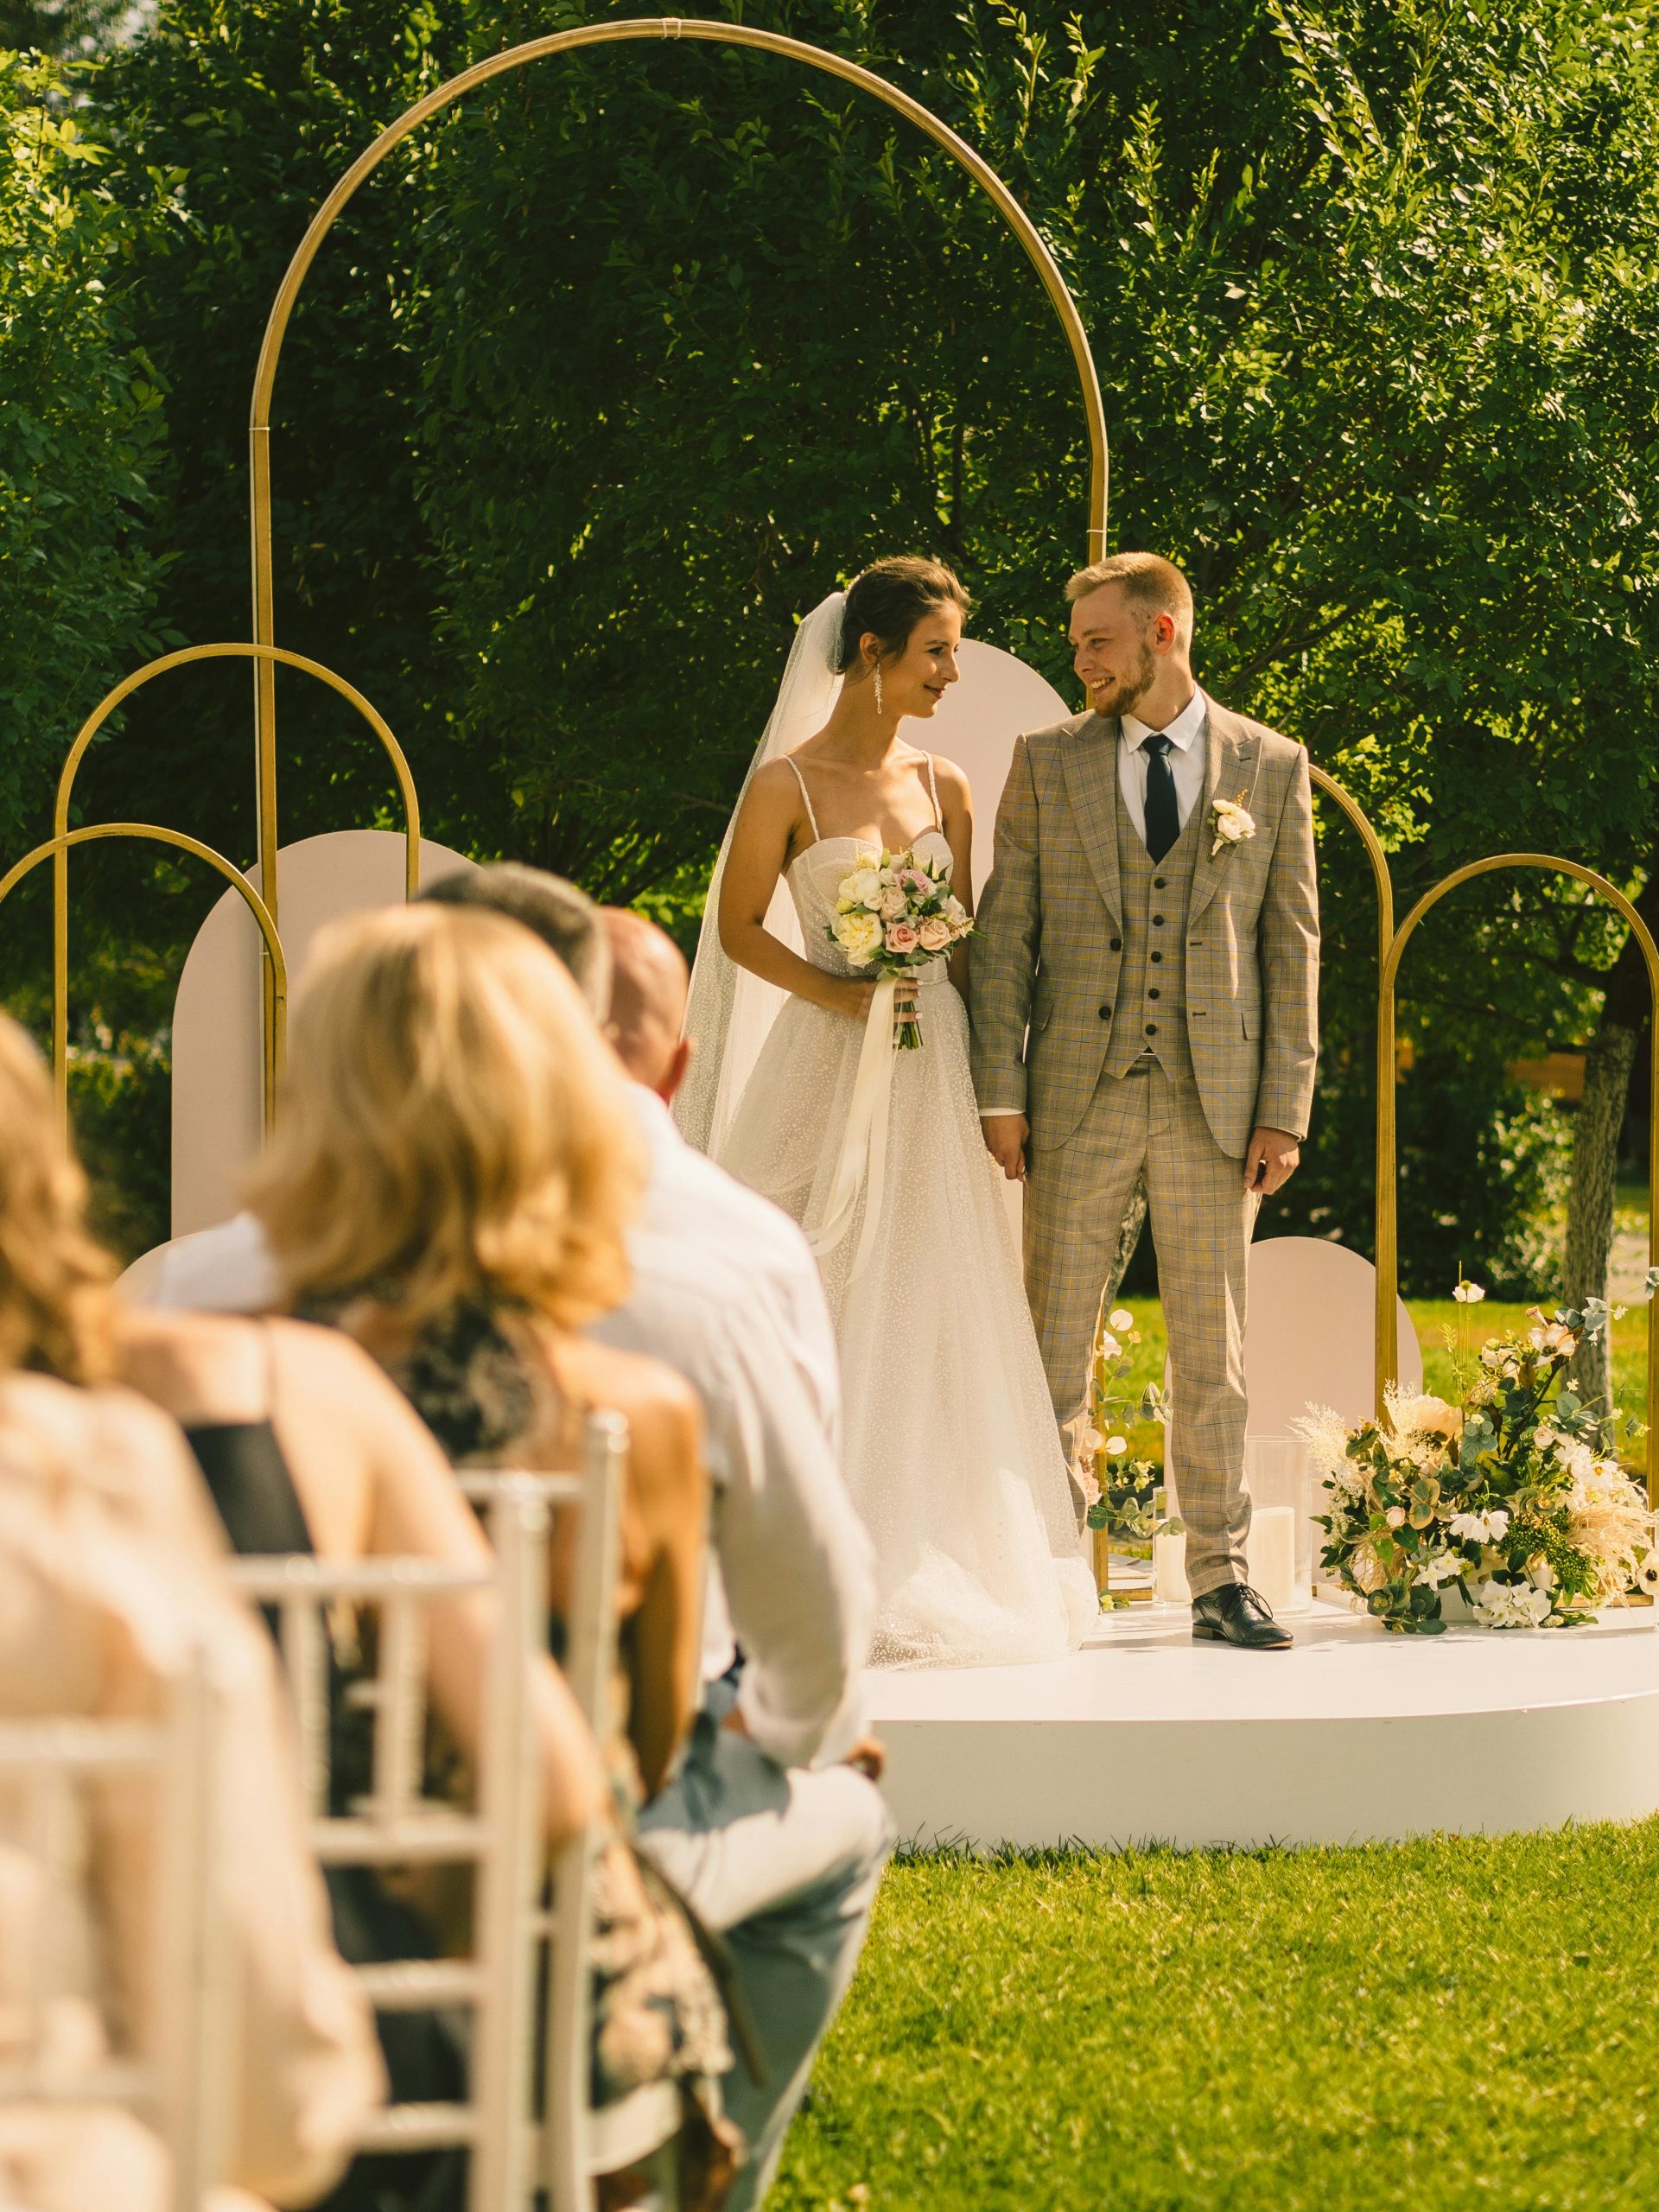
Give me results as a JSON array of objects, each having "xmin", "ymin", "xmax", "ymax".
[{"xmin": 675, "ymin": 557, "xmax": 1096, "ymax": 1668}]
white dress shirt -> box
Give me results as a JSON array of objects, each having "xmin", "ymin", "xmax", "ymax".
[
  {"xmin": 143, "ymin": 1210, "xmax": 280, "ymax": 1313},
  {"xmin": 588, "ymin": 1089, "xmax": 875, "ymax": 1770},
  {"xmin": 1119, "ymin": 685, "xmax": 1209, "ymax": 844}
]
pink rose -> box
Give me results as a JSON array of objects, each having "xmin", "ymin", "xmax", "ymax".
[
  {"xmin": 885, "ymin": 920, "xmax": 920, "ymax": 956},
  {"xmin": 918, "ymin": 916, "xmax": 952, "ymax": 953},
  {"xmin": 878, "ymin": 886, "xmax": 909, "ymax": 920},
  {"xmin": 900, "ymin": 868, "xmax": 935, "ymax": 897}
]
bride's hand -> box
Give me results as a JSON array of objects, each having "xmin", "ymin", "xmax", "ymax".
[{"xmin": 823, "ymin": 975, "xmax": 880, "ymax": 1021}]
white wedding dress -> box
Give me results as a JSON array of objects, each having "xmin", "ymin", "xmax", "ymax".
[{"xmin": 713, "ymin": 757, "xmax": 1096, "ymax": 1669}]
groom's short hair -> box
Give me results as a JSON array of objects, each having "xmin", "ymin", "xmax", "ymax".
[{"xmin": 1066, "ymin": 551, "xmax": 1194, "ymax": 649}]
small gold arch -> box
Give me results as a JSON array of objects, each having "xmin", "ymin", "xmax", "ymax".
[
  {"xmin": 247, "ymin": 14, "xmax": 1110, "ymax": 974},
  {"xmin": 1377, "ymin": 853, "xmax": 1659, "ymax": 1497},
  {"xmin": 41, "ymin": 641, "xmax": 417, "ymax": 1111},
  {"xmin": 0, "ymin": 823, "xmax": 289, "ymax": 1134}
]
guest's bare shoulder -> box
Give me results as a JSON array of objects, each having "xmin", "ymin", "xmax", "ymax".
[
  {"xmin": 551, "ymin": 1336, "xmax": 704, "ymax": 1501},
  {"xmin": 556, "ymin": 1335, "xmax": 702, "ymax": 1432},
  {"xmin": 0, "ymin": 1370, "xmax": 227, "ymax": 1555}
]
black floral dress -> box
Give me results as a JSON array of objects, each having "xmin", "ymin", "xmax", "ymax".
[{"xmin": 302, "ymin": 1287, "xmax": 741, "ymax": 2171}]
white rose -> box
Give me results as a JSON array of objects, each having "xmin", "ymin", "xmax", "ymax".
[
  {"xmin": 1210, "ymin": 800, "xmax": 1256, "ymax": 855},
  {"xmin": 832, "ymin": 911, "xmax": 883, "ymax": 966},
  {"xmin": 878, "ymin": 886, "xmax": 909, "ymax": 920},
  {"xmin": 844, "ymin": 868, "xmax": 884, "ymax": 909}
]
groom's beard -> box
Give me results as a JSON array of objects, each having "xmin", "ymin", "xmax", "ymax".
[{"xmin": 1086, "ymin": 641, "xmax": 1157, "ymax": 721}]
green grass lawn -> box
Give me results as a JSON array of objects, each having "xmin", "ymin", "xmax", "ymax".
[
  {"xmin": 1109, "ymin": 1294, "xmax": 1649, "ymax": 1476},
  {"xmin": 775, "ymin": 1826, "xmax": 1659, "ymax": 2210}
]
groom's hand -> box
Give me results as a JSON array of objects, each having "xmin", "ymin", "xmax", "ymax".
[
  {"xmin": 1245, "ymin": 1126, "xmax": 1300, "ymax": 1197},
  {"xmin": 981, "ymin": 1112, "xmax": 1029, "ymax": 1182}
]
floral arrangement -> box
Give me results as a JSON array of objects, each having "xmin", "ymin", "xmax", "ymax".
[
  {"xmin": 828, "ymin": 846, "xmax": 971, "ymax": 1047},
  {"xmin": 1079, "ymin": 1306, "xmax": 1178, "ymax": 1559},
  {"xmin": 1297, "ymin": 1284, "xmax": 1658, "ymax": 1634}
]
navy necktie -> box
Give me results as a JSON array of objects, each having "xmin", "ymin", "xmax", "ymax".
[{"xmin": 1142, "ymin": 733, "xmax": 1179, "ymax": 863}]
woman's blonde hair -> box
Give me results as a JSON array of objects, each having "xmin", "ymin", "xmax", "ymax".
[
  {"xmin": 249, "ymin": 903, "xmax": 643, "ymax": 1330},
  {"xmin": 0, "ymin": 1013, "xmax": 114, "ymax": 1384}
]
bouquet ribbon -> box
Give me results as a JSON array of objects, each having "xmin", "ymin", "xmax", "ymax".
[{"xmin": 808, "ymin": 974, "xmax": 899, "ymax": 1286}]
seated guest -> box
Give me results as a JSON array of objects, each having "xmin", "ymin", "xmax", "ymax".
[
  {"xmin": 0, "ymin": 1011, "xmax": 385, "ymax": 2209},
  {"xmin": 241, "ymin": 906, "xmax": 741, "ymax": 2191},
  {"xmin": 245, "ymin": 900, "xmax": 706, "ymax": 1801},
  {"xmin": 593, "ymin": 908, "xmax": 893, "ymax": 2212}
]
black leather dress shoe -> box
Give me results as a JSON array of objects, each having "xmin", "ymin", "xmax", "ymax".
[{"xmin": 1192, "ymin": 1582, "xmax": 1294, "ymax": 1649}]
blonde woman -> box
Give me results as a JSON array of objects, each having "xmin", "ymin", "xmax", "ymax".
[
  {"xmin": 0, "ymin": 1010, "xmax": 385, "ymax": 2212},
  {"xmin": 245, "ymin": 905, "xmax": 738, "ymax": 2196}
]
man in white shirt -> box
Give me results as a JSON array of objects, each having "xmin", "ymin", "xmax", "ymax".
[{"xmin": 594, "ymin": 908, "xmax": 892, "ymax": 2212}]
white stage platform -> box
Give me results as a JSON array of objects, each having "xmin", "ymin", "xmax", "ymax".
[{"xmin": 867, "ymin": 1603, "xmax": 1659, "ymax": 1851}]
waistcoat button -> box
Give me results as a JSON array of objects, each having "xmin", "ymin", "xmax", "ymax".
[
  {"xmin": 1152, "ymin": 914, "xmax": 1166, "ymax": 926},
  {"xmin": 1153, "ymin": 876, "xmax": 1167, "ymax": 890},
  {"xmin": 1144, "ymin": 1023, "xmax": 1158, "ymax": 1036},
  {"xmin": 1097, "ymin": 1004, "xmax": 1112, "ymax": 1020},
  {"xmin": 1109, "ymin": 938, "xmax": 1122, "ymax": 952},
  {"xmin": 1147, "ymin": 988, "xmax": 1160, "ymax": 1001},
  {"xmin": 1150, "ymin": 950, "xmax": 1163, "ymax": 963}
]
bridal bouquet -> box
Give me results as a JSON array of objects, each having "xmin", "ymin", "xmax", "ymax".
[
  {"xmin": 827, "ymin": 846, "xmax": 972, "ymax": 1047},
  {"xmin": 1296, "ymin": 1287, "xmax": 1659, "ymax": 1634}
]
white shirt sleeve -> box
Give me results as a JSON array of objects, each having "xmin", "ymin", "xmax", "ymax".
[
  {"xmin": 713, "ymin": 1306, "xmax": 875, "ymax": 1769},
  {"xmin": 143, "ymin": 1212, "xmax": 282, "ymax": 1313}
]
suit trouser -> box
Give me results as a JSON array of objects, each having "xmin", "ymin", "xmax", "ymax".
[
  {"xmin": 636, "ymin": 1715, "xmax": 895, "ymax": 2209},
  {"xmin": 1023, "ymin": 1059, "xmax": 1258, "ymax": 1599}
]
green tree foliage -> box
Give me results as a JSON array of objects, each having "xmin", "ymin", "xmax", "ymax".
[
  {"xmin": 11, "ymin": 0, "xmax": 1659, "ymax": 1283},
  {"xmin": 0, "ymin": 48, "xmax": 176, "ymax": 851},
  {"xmin": 0, "ymin": 3, "xmax": 143, "ymax": 58}
]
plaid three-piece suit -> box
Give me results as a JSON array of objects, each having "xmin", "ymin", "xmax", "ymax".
[{"xmin": 969, "ymin": 696, "xmax": 1320, "ymax": 1597}]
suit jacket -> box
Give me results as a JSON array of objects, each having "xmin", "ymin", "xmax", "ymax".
[{"xmin": 969, "ymin": 695, "xmax": 1319, "ymax": 1161}]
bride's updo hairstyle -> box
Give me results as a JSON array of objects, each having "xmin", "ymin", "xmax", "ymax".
[
  {"xmin": 249, "ymin": 903, "xmax": 643, "ymax": 1331},
  {"xmin": 836, "ymin": 556, "xmax": 970, "ymax": 674}
]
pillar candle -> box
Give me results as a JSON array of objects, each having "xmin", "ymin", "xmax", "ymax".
[
  {"xmin": 1246, "ymin": 1504, "xmax": 1297, "ymax": 1615},
  {"xmin": 1154, "ymin": 1527, "xmax": 1191, "ymax": 1605}
]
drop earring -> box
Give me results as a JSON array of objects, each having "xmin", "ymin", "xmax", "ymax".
[{"xmin": 873, "ymin": 658, "xmax": 885, "ymax": 717}]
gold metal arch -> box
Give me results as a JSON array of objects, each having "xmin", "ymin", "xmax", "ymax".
[
  {"xmin": 25, "ymin": 641, "xmax": 417, "ymax": 1122},
  {"xmin": 1378, "ymin": 853, "xmax": 1659, "ymax": 1493},
  {"xmin": 1306, "ymin": 764, "xmax": 1399, "ymax": 1398},
  {"xmin": 247, "ymin": 14, "xmax": 1111, "ymax": 978},
  {"xmin": 0, "ymin": 823, "xmax": 289, "ymax": 1128}
]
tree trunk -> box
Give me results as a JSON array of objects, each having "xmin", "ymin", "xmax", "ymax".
[
  {"xmin": 1561, "ymin": 867, "xmax": 1659, "ymax": 1413},
  {"xmin": 1564, "ymin": 1021, "xmax": 1638, "ymax": 1413},
  {"xmin": 1103, "ymin": 1177, "xmax": 1150, "ymax": 1308}
]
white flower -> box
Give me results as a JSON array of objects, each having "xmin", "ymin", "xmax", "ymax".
[
  {"xmin": 1386, "ymin": 1506, "xmax": 1407, "ymax": 1529},
  {"xmin": 1636, "ymin": 1554, "xmax": 1659, "ymax": 1595},
  {"xmin": 1080, "ymin": 1425, "xmax": 1105, "ymax": 1458},
  {"xmin": 1449, "ymin": 1509, "xmax": 1510, "ymax": 1545},
  {"xmin": 1468, "ymin": 1578, "xmax": 1553, "ymax": 1630},
  {"xmin": 843, "ymin": 866, "xmax": 884, "ymax": 910},
  {"xmin": 1416, "ymin": 1554, "xmax": 1462, "ymax": 1590},
  {"xmin": 1098, "ymin": 1333, "xmax": 1121, "ymax": 1362},
  {"xmin": 1109, "ymin": 1308, "xmax": 1134, "ymax": 1333},
  {"xmin": 1453, "ymin": 1280, "xmax": 1487, "ymax": 1305},
  {"xmin": 1209, "ymin": 800, "xmax": 1256, "ymax": 857},
  {"xmin": 831, "ymin": 910, "xmax": 883, "ymax": 966},
  {"xmin": 1104, "ymin": 1435, "xmax": 1128, "ymax": 1458}
]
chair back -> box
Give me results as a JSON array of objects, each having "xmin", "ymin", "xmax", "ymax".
[
  {"xmin": 464, "ymin": 1412, "xmax": 679, "ymax": 2211},
  {"xmin": 0, "ymin": 1649, "xmax": 224, "ymax": 2211},
  {"xmin": 228, "ymin": 1484, "xmax": 550, "ymax": 2212}
]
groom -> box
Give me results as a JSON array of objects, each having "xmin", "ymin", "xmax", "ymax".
[{"xmin": 970, "ymin": 553, "xmax": 1319, "ymax": 1651}]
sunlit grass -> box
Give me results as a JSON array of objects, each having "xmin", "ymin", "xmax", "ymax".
[{"xmin": 776, "ymin": 1825, "xmax": 1659, "ymax": 2210}]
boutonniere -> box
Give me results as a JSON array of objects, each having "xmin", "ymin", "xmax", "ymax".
[{"xmin": 1210, "ymin": 798, "xmax": 1256, "ymax": 859}]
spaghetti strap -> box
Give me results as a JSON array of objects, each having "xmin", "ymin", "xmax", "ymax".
[
  {"xmin": 924, "ymin": 753, "xmax": 943, "ymax": 830},
  {"xmin": 785, "ymin": 755, "xmax": 821, "ymax": 842}
]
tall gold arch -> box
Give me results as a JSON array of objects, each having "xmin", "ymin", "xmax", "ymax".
[
  {"xmin": 246, "ymin": 11, "xmax": 1111, "ymax": 1066},
  {"xmin": 1379, "ymin": 855, "xmax": 1659, "ymax": 1493}
]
